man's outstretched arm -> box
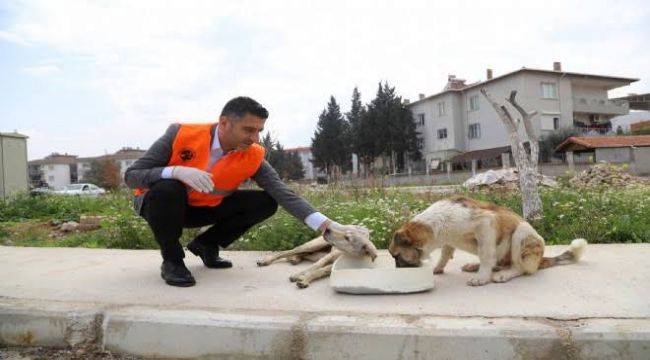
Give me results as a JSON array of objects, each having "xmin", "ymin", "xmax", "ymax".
[{"xmin": 251, "ymin": 161, "xmax": 329, "ymax": 231}]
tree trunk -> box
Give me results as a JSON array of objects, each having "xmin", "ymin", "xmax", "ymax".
[{"xmin": 481, "ymin": 89, "xmax": 542, "ymax": 220}]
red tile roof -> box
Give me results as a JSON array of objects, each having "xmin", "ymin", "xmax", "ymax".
[
  {"xmin": 631, "ymin": 121, "xmax": 650, "ymax": 132},
  {"xmin": 555, "ymin": 135, "xmax": 650, "ymax": 152},
  {"xmin": 451, "ymin": 146, "xmax": 511, "ymax": 162}
]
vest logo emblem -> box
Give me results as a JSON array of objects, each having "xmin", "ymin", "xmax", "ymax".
[{"xmin": 179, "ymin": 148, "xmax": 196, "ymax": 162}]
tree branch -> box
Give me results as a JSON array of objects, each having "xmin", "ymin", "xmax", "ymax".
[
  {"xmin": 506, "ymin": 90, "xmax": 538, "ymax": 142},
  {"xmin": 481, "ymin": 89, "xmax": 516, "ymax": 132}
]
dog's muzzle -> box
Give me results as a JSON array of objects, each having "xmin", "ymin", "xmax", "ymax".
[{"xmin": 393, "ymin": 254, "xmax": 418, "ymax": 268}]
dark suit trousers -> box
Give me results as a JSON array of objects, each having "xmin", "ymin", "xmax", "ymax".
[{"xmin": 140, "ymin": 179, "xmax": 278, "ymax": 263}]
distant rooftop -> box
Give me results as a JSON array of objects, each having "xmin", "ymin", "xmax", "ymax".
[
  {"xmin": 30, "ymin": 148, "xmax": 146, "ymax": 165},
  {"xmin": 0, "ymin": 131, "xmax": 28, "ymax": 139},
  {"xmin": 555, "ymin": 135, "xmax": 650, "ymax": 152},
  {"xmin": 408, "ymin": 63, "xmax": 638, "ymax": 106}
]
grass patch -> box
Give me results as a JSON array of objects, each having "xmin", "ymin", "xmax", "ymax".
[{"xmin": 1, "ymin": 185, "xmax": 648, "ymax": 251}]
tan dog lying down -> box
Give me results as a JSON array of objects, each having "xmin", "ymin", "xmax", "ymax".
[
  {"xmin": 257, "ymin": 224, "xmax": 378, "ymax": 288},
  {"xmin": 389, "ymin": 196, "xmax": 587, "ymax": 286}
]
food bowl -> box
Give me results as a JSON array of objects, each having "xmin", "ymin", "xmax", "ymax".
[{"xmin": 329, "ymin": 252, "xmax": 435, "ymax": 294}]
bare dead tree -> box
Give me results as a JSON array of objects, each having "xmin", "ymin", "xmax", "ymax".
[{"xmin": 480, "ymin": 89, "xmax": 543, "ymax": 220}]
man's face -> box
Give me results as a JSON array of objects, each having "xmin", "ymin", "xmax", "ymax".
[{"xmin": 219, "ymin": 113, "xmax": 266, "ymax": 151}]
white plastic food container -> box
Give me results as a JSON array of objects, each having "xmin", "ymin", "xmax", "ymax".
[{"xmin": 330, "ymin": 252, "xmax": 435, "ymax": 295}]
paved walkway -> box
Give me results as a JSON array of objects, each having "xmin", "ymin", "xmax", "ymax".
[{"xmin": 1, "ymin": 245, "xmax": 649, "ymax": 359}]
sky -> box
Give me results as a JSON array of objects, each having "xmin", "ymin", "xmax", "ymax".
[{"xmin": 0, "ymin": 0, "xmax": 648, "ymax": 160}]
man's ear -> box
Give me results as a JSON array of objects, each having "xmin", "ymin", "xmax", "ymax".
[{"xmin": 219, "ymin": 115, "xmax": 229, "ymax": 127}]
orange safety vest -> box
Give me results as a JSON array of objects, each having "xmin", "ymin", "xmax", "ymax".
[{"xmin": 135, "ymin": 123, "xmax": 265, "ymax": 207}]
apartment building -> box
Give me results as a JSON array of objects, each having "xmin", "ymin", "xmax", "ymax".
[{"xmin": 407, "ymin": 62, "xmax": 638, "ymax": 171}]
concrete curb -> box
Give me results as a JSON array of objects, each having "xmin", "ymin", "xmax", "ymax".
[{"xmin": 2, "ymin": 298, "xmax": 649, "ymax": 359}]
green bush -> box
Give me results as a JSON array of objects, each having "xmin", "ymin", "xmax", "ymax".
[
  {"xmin": 469, "ymin": 186, "xmax": 650, "ymax": 244},
  {"xmin": 0, "ymin": 190, "xmax": 131, "ymax": 222}
]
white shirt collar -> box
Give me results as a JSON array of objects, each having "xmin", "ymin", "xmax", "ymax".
[{"xmin": 212, "ymin": 124, "xmax": 222, "ymax": 152}]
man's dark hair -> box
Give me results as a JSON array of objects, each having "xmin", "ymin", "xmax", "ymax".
[{"xmin": 220, "ymin": 96, "xmax": 269, "ymax": 119}]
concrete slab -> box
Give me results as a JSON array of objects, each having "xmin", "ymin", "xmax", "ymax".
[
  {"xmin": 1, "ymin": 244, "xmax": 649, "ymax": 359},
  {"xmin": 330, "ymin": 253, "xmax": 435, "ymax": 294},
  {"xmin": 1, "ymin": 244, "xmax": 648, "ymax": 318}
]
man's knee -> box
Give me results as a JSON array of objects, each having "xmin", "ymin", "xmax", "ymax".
[
  {"xmin": 147, "ymin": 179, "xmax": 187, "ymax": 204},
  {"xmin": 259, "ymin": 192, "xmax": 278, "ymax": 217}
]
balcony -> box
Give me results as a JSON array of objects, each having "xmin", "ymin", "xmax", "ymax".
[{"xmin": 573, "ymin": 97, "xmax": 629, "ymax": 115}]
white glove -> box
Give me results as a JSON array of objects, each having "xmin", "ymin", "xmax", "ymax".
[{"xmin": 171, "ymin": 166, "xmax": 214, "ymax": 193}]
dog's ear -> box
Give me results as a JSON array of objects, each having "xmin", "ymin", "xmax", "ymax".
[
  {"xmin": 401, "ymin": 221, "xmax": 432, "ymax": 248},
  {"xmin": 392, "ymin": 231, "xmax": 412, "ymax": 247}
]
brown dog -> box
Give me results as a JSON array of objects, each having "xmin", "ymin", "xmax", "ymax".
[{"xmin": 389, "ymin": 196, "xmax": 587, "ymax": 286}]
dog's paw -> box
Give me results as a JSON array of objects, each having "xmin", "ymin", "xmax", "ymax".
[
  {"xmin": 256, "ymin": 257, "xmax": 273, "ymax": 267},
  {"xmin": 492, "ymin": 273, "xmax": 510, "ymax": 283},
  {"xmin": 461, "ymin": 263, "xmax": 480, "ymax": 272},
  {"xmin": 288, "ymin": 256, "xmax": 303, "ymax": 265},
  {"xmin": 433, "ymin": 267, "xmax": 445, "ymax": 274},
  {"xmin": 467, "ymin": 276, "xmax": 491, "ymax": 286},
  {"xmin": 296, "ymin": 276, "xmax": 310, "ymax": 288},
  {"xmin": 289, "ymin": 274, "xmax": 301, "ymax": 282}
]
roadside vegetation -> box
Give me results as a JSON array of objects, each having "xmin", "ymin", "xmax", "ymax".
[{"xmin": 1, "ymin": 183, "xmax": 648, "ymax": 251}]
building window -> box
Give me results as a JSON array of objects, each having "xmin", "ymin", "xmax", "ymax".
[
  {"xmin": 541, "ymin": 82, "xmax": 558, "ymax": 99},
  {"xmin": 416, "ymin": 113, "xmax": 425, "ymax": 126},
  {"xmin": 469, "ymin": 123, "xmax": 481, "ymax": 139},
  {"xmin": 416, "ymin": 137, "xmax": 424, "ymax": 149},
  {"xmin": 541, "ymin": 115, "xmax": 560, "ymax": 131},
  {"xmin": 437, "ymin": 128, "xmax": 448, "ymax": 139},
  {"xmin": 438, "ymin": 102, "xmax": 446, "ymax": 116},
  {"xmin": 469, "ymin": 95, "xmax": 479, "ymax": 111}
]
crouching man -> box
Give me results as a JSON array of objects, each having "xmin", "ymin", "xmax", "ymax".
[{"xmin": 125, "ymin": 96, "xmax": 356, "ymax": 287}]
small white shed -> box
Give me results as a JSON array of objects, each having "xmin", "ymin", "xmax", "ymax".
[{"xmin": 0, "ymin": 131, "xmax": 29, "ymax": 200}]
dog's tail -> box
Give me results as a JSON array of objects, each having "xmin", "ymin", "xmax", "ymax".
[{"xmin": 538, "ymin": 239, "xmax": 587, "ymax": 269}]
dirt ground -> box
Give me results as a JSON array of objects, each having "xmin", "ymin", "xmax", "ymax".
[{"xmin": 0, "ymin": 346, "xmax": 141, "ymax": 360}]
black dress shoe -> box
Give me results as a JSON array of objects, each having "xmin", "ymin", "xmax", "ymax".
[
  {"xmin": 187, "ymin": 241, "xmax": 233, "ymax": 269},
  {"xmin": 160, "ymin": 260, "xmax": 196, "ymax": 287}
]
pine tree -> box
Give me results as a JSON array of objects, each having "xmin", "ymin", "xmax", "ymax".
[
  {"xmin": 346, "ymin": 87, "xmax": 364, "ymax": 174},
  {"xmin": 360, "ymin": 82, "xmax": 421, "ymax": 173},
  {"xmin": 260, "ymin": 132, "xmax": 305, "ymax": 181},
  {"xmin": 284, "ymin": 151, "xmax": 305, "ymax": 180},
  {"xmin": 311, "ymin": 96, "xmax": 352, "ymax": 179},
  {"xmin": 346, "ymin": 87, "xmax": 363, "ymax": 155},
  {"xmin": 361, "ymin": 83, "xmax": 421, "ymax": 171}
]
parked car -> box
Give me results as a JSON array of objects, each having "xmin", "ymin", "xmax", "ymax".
[
  {"xmin": 53, "ymin": 183, "xmax": 106, "ymax": 197},
  {"xmin": 29, "ymin": 186, "xmax": 55, "ymax": 196}
]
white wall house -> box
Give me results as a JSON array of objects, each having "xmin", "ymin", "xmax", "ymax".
[
  {"xmin": 406, "ymin": 62, "xmax": 638, "ymax": 172},
  {"xmin": 28, "ymin": 153, "xmax": 78, "ymax": 188}
]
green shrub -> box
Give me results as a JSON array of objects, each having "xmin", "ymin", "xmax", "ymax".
[{"xmin": 0, "ymin": 190, "xmax": 131, "ymax": 222}]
